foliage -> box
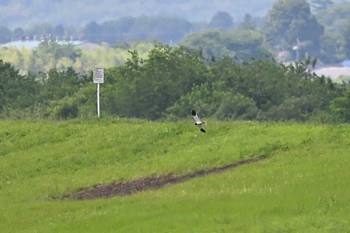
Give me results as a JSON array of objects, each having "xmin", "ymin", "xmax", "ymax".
[
  {"xmin": 264, "ymin": 0, "xmax": 324, "ymax": 58},
  {"xmin": 0, "ymin": 60, "xmax": 38, "ymax": 117},
  {"xmin": 82, "ymin": 16, "xmax": 193, "ymax": 45},
  {"xmin": 208, "ymin": 11, "xmax": 234, "ymax": 30},
  {"xmin": 0, "ymin": 1, "xmax": 349, "ymax": 66},
  {"xmin": 103, "ymin": 45, "xmax": 209, "ymax": 119},
  {"xmin": 0, "ymin": 41, "xmax": 155, "ymax": 75},
  {"xmin": 316, "ymin": 2, "xmax": 350, "ymax": 62},
  {"xmin": 31, "ymin": 41, "xmax": 82, "ymax": 73},
  {"xmin": 330, "ymin": 87, "xmax": 350, "ymax": 122},
  {"xmin": 214, "ymin": 92, "xmax": 258, "ymax": 120},
  {"xmin": 0, "ymin": 42, "xmax": 349, "ymax": 122},
  {"xmin": 181, "ymin": 29, "xmax": 270, "ymax": 59}
]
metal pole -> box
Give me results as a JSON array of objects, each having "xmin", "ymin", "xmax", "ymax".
[{"xmin": 97, "ymin": 83, "xmax": 100, "ymax": 117}]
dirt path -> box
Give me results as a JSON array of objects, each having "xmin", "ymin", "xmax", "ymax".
[{"xmin": 61, "ymin": 157, "xmax": 266, "ymax": 200}]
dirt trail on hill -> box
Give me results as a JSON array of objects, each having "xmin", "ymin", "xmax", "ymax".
[{"xmin": 61, "ymin": 157, "xmax": 266, "ymax": 200}]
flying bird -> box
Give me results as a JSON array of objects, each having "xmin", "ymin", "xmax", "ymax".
[{"xmin": 191, "ymin": 110, "xmax": 207, "ymax": 133}]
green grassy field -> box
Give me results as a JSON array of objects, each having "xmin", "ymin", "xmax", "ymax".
[{"xmin": 1, "ymin": 119, "xmax": 350, "ymax": 232}]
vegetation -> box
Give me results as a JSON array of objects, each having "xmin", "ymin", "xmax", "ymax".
[
  {"xmin": 1, "ymin": 1, "xmax": 350, "ymax": 67},
  {"xmin": 181, "ymin": 29, "xmax": 270, "ymax": 59},
  {"xmin": 1, "ymin": 1, "xmax": 349, "ymax": 232},
  {"xmin": 264, "ymin": 0, "xmax": 324, "ymax": 59},
  {"xmin": 0, "ymin": 41, "xmax": 155, "ymax": 75},
  {"xmin": 1, "ymin": 120, "xmax": 350, "ymax": 232},
  {"xmin": 1, "ymin": 43, "xmax": 350, "ymax": 122}
]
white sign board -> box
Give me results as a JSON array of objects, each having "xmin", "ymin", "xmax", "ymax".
[{"xmin": 93, "ymin": 68, "xmax": 104, "ymax": 83}]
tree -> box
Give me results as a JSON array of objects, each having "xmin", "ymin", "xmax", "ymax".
[
  {"xmin": 0, "ymin": 60, "xmax": 38, "ymax": 117},
  {"xmin": 104, "ymin": 45, "xmax": 208, "ymax": 119},
  {"xmin": 13, "ymin": 27, "xmax": 25, "ymax": 40},
  {"xmin": 241, "ymin": 14, "xmax": 255, "ymax": 30},
  {"xmin": 214, "ymin": 93, "xmax": 258, "ymax": 120},
  {"xmin": 181, "ymin": 29, "xmax": 270, "ymax": 60},
  {"xmin": 32, "ymin": 41, "xmax": 82, "ymax": 73},
  {"xmin": 54, "ymin": 24, "xmax": 65, "ymax": 37},
  {"xmin": 330, "ymin": 88, "xmax": 350, "ymax": 122},
  {"xmin": 0, "ymin": 26, "xmax": 12, "ymax": 43},
  {"xmin": 209, "ymin": 11, "xmax": 234, "ymax": 30},
  {"xmin": 39, "ymin": 67, "xmax": 83, "ymax": 101},
  {"xmin": 83, "ymin": 21, "xmax": 102, "ymax": 43},
  {"xmin": 26, "ymin": 23, "xmax": 54, "ymax": 36},
  {"xmin": 125, "ymin": 16, "xmax": 192, "ymax": 44},
  {"xmin": 100, "ymin": 17, "xmax": 136, "ymax": 44},
  {"xmin": 264, "ymin": 0, "xmax": 324, "ymax": 58}
]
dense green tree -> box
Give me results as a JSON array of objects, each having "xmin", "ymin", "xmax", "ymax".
[
  {"xmin": 319, "ymin": 33, "xmax": 345, "ymax": 63},
  {"xmin": 315, "ymin": 2, "xmax": 350, "ymax": 61},
  {"xmin": 0, "ymin": 60, "xmax": 38, "ymax": 117},
  {"xmin": 166, "ymin": 55, "xmax": 342, "ymax": 122},
  {"xmin": 264, "ymin": 0, "xmax": 324, "ymax": 58},
  {"xmin": 316, "ymin": 2, "xmax": 350, "ymax": 35},
  {"xmin": 31, "ymin": 41, "xmax": 82, "ymax": 73},
  {"xmin": 0, "ymin": 41, "xmax": 348, "ymax": 122},
  {"xmin": 36, "ymin": 41, "xmax": 81, "ymax": 61},
  {"xmin": 35, "ymin": 67, "xmax": 91, "ymax": 119},
  {"xmin": 39, "ymin": 67, "xmax": 86, "ymax": 101},
  {"xmin": 103, "ymin": 45, "xmax": 209, "ymax": 119},
  {"xmin": 331, "ymin": 88, "xmax": 350, "ymax": 122},
  {"xmin": 214, "ymin": 92, "xmax": 258, "ymax": 120}
]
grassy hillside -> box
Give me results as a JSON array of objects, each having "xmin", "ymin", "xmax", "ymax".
[{"xmin": 1, "ymin": 119, "xmax": 350, "ymax": 232}]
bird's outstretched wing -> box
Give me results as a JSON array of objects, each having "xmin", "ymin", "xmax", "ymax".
[
  {"xmin": 191, "ymin": 109, "xmax": 206, "ymax": 133},
  {"xmin": 191, "ymin": 109, "xmax": 202, "ymax": 124}
]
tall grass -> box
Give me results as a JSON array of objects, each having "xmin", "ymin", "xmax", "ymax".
[{"xmin": 1, "ymin": 119, "xmax": 349, "ymax": 232}]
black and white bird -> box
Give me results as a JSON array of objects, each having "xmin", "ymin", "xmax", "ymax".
[{"xmin": 191, "ymin": 110, "xmax": 207, "ymax": 133}]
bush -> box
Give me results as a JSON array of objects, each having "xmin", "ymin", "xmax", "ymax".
[{"xmin": 214, "ymin": 93, "xmax": 258, "ymax": 120}]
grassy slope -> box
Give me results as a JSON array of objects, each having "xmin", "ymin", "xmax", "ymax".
[{"xmin": 0, "ymin": 119, "xmax": 349, "ymax": 232}]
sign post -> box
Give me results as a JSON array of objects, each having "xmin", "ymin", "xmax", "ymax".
[{"xmin": 93, "ymin": 68, "xmax": 104, "ymax": 117}]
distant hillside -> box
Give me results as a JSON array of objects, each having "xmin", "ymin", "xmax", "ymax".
[
  {"xmin": 0, "ymin": 0, "xmax": 279, "ymax": 28},
  {"xmin": 2, "ymin": 0, "xmax": 349, "ymax": 30}
]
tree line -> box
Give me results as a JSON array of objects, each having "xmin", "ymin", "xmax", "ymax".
[
  {"xmin": 2, "ymin": 0, "xmax": 350, "ymax": 65},
  {"xmin": 1, "ymin": 44, "xmax": 350, "ymax": 122}
]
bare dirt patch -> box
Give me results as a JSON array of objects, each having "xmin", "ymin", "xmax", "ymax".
[{"xmin": 61, "ymin": 157, "xmax": 265, "ymax": 200}]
